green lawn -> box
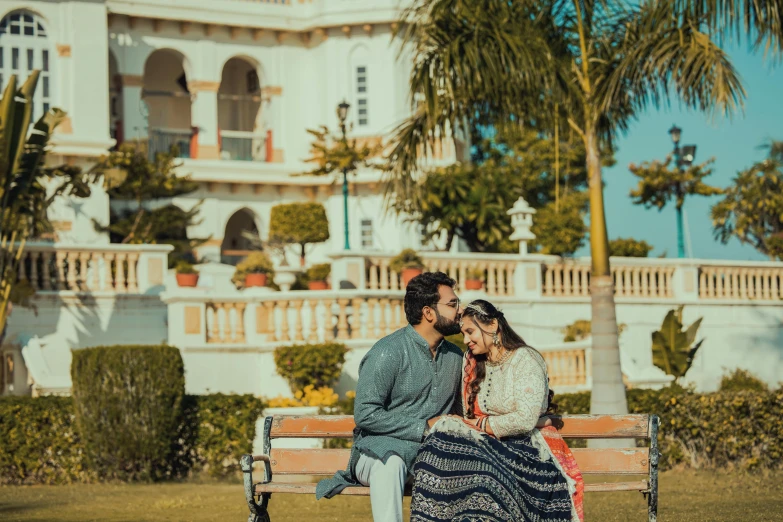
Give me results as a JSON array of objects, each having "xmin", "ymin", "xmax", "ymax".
[{"xmin": 1, "ymin": 471, "xmax": 781, "ymax": 521}]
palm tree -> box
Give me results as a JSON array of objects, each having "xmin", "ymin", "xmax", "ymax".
[{"xmin": 385, "ymin": 0, "xmax": 763, "ymax": 431}]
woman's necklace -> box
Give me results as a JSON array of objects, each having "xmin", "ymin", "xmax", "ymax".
[{"xmin": 486, "ymin": 348, "xmax": 513, "ymax": 367}]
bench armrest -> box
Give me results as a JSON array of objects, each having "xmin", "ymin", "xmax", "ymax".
[{"xmin": 241, "ymin": 454, "xmax": 272, "ymax": 517}]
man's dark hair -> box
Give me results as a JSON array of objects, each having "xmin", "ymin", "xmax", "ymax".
[{"xmin": 404, "ymin": 271, "xmax": 457, "ymax": 325}]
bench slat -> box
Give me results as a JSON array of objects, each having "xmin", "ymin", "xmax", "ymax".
[
  {"xmin": 267, "ymin": 447, "xmax": 650, "ymax": 476},
  {"xmin": 268, "ymin": 414, "xmax": 650, "ymax": 439},
  {"xmin": 254, "ymin": 480, "xmax": 649, "ymax": 496}
]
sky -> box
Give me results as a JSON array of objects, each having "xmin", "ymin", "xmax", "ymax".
[{"xmin": 574, "ymin": 44, "xmax": 783, "ymax": 261}]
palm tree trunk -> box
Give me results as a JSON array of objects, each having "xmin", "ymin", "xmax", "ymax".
[{"xmin": 585, "ymin": 126, "xmax": 630, "ymax": 448}]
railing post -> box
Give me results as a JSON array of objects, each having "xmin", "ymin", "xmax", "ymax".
[
  {"xmin": 329, "ymin": 253, "xmax": 368, "ymax": 290},
  {"xmin": 136, "ymin": 248, "xmax": 170, "ymax": 294},
  {"xmin": 513, "ymin": 259, "xmax": 544, "ymax": 300},
  {"xmin": 672, "ymin": 263, "xmax": 699, "ymax": 302}
]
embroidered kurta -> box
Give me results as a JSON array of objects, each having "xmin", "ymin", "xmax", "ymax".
[
  {"xmin": 315, "ymin": 325, "xmax": 463, "ymax": 499},
  {"xmin": 464, "ymin": 347, "xmax": 550, "ymax": 438}
]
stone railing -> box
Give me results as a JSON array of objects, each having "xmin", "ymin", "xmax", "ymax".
[
  {"xmin": 699, "ymin": 264, "xmax": 783, "ymax": 300},
  {"xmin": 541, "ymin": 259, "xmax": 676, "ymax": 298},
  {"xmin": 332, "ymin": 252, "xmax": 783, "ymax": 302},
  {"xmin": 164, "ymin": 289, "xmax": 592, "ymax": 391},
  {"xmin": 16, "ymin": 242, "xmax": 172, "ymax": 294},
  {"xmin": 359, "ymin": 252, "xmax": 519, "ymax": 296}
]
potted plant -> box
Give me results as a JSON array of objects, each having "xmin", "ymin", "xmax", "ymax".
[
  {"xmin": 175, "ymin": 260, "xmax": 199, "ymax": 287},
  {"xmin": 306, "ymin": 263, "xmax": 331, "ymax": 290},
  {"xmin": 464, "ymin": 268, "xmax": 485, "ymax": 290},
  {"xmin": 390, "ymin": 249, "xmax": 425, "ymax": 286},
  {"xmin": 232, "ymin": 252, "xmax": 275, "ymax": 289}
]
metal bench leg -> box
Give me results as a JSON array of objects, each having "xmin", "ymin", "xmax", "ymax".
[
  {"xmin": 648, "ymin": 415, "xmax": 660, "ymax": 522},
  {"xmin": 241, "ymin": 454, "xmax": 271, "ymax": 522}
]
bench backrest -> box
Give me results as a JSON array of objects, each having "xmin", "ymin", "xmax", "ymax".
[{"xmin": 260, "ymin": 414, "xmax": 657, "ymax": 477}]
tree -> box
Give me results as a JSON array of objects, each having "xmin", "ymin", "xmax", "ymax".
[
  {"xmin": 387, "ymin": 0, "xmax": 753, "ymax": 425},
  {"xmin": 711, "ymin": 141, "xmax": 783, "ymax": 260},
  {"xmin": 629, "ymin": 156, "xmax": 722, "ymax": 256},
  {"xmin": 92, "ymin": 144, "xmax": 205, "ymax": 266},
  {"xmin": 268, "ymin": 202, "xmax": 330, "ymax": 265},
  {"xmin": 609, "ymin": 238, "xmax": 654, "ymax": 258},
  {"xmin": 0, "ymin": 72, "xmax": 99, "ymax": 343},
  {"xmin": 393, "ymin": 129, "xmax": 589, "ymax": 255},
  {"xmin": 302, "ymin": 126, "xmax": 380, "ymax": 178},
  {"xmin": 651, "ymin": 306, "xmax": 704, "ymax": 384}
]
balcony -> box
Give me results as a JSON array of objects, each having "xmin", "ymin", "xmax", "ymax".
[
  {"xmin": 148, "ymin": 128, "xmax": 193, "ymax": 160},
  {"xmin": 219, "ymin": 130, "xmax": 267, "ymax": 162}
]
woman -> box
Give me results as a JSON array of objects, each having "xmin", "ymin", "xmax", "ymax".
[{"xmin": 411, "ymin": 299, "xmax": 584, "ymax": 522}]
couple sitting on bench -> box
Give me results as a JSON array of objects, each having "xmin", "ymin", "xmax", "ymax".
[{"xmin": 316, "ymin": 272, "xmax": 585, "ymax": 522}]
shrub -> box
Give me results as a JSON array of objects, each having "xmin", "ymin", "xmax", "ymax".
[
  {"xmin": 174, "ymin": 259, "xmax": 197, "ymax": 274},
  {"xmin": 466, "ymin": 267, "xmax": 485, "ymax": 280},
  {"xmin": 175, "ymin": 393, "xmax": 265, "ymax": 478},
  {"xmin": 232, "ymin": 252, "xmax": 275, "ymax": 288},
  {"xmin": 306, "ymin": 263, "xmax": 331, "ymax": 282},
  {"xmin": 269, "ymin": 202, "xmax": 330, "ymax": 264},
  {"xmin": 274, "ymin": 342, "xmax": 348, "ymax": 391},
  {"xmin": 389, "ymin": 248, "xmax": 425, "ymax": 273},
  {"xmin": 719, "ymin": 368, "xmax": 769, "ymax": 393},
  {"xmin": 609, "ymin": 237, "xmax": 654, "ymax": 257},
  {"xmin": 0, "ymin": 393, "xmax": 265, "ymax": 484},
  {"xmin": 0, "ymin": 396, "xmax": 89, "ymax": 485},
  {"xmin": 71, "ymin": 345, "xmax": 185, "ymax": 481},
  {"xmin": 267, "ymin": 385, "xmax": 340, "ymax": 408}
]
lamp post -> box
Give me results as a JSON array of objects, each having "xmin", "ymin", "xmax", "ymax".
[
  {"xmin": 668, "ymin": 124, "xmax": 697, "ymax": 259},
  {"xmin": 337, "ymin": 100, "xmax": 351, "ymax": 251}
]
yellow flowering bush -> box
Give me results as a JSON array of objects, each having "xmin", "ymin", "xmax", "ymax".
[{"xmin": 267, "ymin": 385, "xmax": 339, "ymax": 408}]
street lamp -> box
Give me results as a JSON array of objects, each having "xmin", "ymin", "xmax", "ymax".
[
  {"xmin": 668, "ymin": 124, "xmax": 697, "ymax": 259},
  {"xmin": 337, "ymin": 100, "xmax": 351, "ymax": 250}
]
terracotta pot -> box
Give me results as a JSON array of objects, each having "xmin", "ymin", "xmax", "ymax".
[
  {"xmin": 464, "ymin": 279, "xmax": 484, "ymax": 290},
  {"xmin": 402, "ymin": 268, "xmax": 424, "ymax": 286},
  {"xmin": 176, "ymin": 273, "xmax": 199, "ymax": 287},
  {"xmin": 308, "ymin": 280, "xmax": 328, "ymax": 290},
  {"xmin": 245, "ymin": 273, "xmax": 268, "ymax": 288}
]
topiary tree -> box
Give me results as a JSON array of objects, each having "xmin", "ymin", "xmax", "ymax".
[
  {"xmin": 268, "ymin": 202, "xmax": 330, "ymax": 266},
  {"xmin": 609, "ymin": 238, "xmax": 654, "ymax": 258},
  {"xmin": 71, "ymin": 345, "xmax": 185, "ymax": 481},
  {"xmin": 273, "ymin": 342, "xmax": 348, "ymax": 392}
]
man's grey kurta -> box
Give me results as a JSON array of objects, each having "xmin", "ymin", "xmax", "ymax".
[{"xmin": 316, "ymin": 325, "xmax": 463, "ymax": 499}]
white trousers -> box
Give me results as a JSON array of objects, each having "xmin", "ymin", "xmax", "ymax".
[{"xmin": 354, "ymin": 453, "xmax": 411, "ymax": 522}]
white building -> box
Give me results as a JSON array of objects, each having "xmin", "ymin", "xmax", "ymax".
[
  {"xmin": 1, "ymin": 1, "xmax": 782, "ymax": 400},
  {"xmin": 1, "ymin": 0, "xmax": 461, "ymax": 264}
]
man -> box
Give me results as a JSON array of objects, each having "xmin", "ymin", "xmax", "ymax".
[{"xmin": 316, "ymin": 271, "xmax": 464, "ymax": 522}]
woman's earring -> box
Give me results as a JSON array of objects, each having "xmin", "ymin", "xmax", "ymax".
[{"xmin": 492, "ymin": 332, "xmax": 500, "ymax": 346}]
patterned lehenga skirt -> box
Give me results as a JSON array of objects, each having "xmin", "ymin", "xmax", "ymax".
[{"xmin": 411, "ymin": 427, "xmax": 577, "ymax": 522}]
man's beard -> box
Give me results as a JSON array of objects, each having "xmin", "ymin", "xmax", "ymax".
[{"xmin": 434, "ymin": 309, "xmax": 461, "ymax": 336}]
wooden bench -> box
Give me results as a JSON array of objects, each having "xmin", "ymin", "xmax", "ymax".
[{"xmin": 241, "ymin": 414, "xmax": 660, "ymax": 522}]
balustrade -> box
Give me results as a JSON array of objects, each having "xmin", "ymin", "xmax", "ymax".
[{"xmin": 13, "ymin": 244, "xmax": 168, "ymax": 293}]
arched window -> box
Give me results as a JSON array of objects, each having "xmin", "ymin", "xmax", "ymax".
[{"xmin": 0, "ymin": 11, "xmax": 51, "ymax": 120}]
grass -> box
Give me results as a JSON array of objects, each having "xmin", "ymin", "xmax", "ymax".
[{"xmin": 1, "ymin": 471, "xmax": 782, "ymax": 521}]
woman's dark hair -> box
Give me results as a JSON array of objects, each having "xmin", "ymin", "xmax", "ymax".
[
  {"xmin": 462, "ymin": 299, "xmax": 549, "ymax": 419},
  {"xmin": 404, "ymin": 271, "xmax": 457, "ymax": 325}
]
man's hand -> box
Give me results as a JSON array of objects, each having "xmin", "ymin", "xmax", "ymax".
[{"xmin": 536, "ymin": 415, "xmax": 564, "ymax": 430}]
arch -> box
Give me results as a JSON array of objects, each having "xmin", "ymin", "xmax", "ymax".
[
  {"xmin": 221, "ymin": 207, "xmax": 262, "ymax": 265},
  {"xmin": 0, "ymin": 9, "xmax": 52, "ymax": 120},
  {"xmin": 218, "ymin": 56, "xmax": 264, "ymax": 161},
  {"xmin": 142, "ymin": 48, "xmax": 192, "ymax": 157}
]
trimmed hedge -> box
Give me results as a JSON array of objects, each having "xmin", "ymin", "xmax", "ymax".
[
  {"xmin": 0, "ymin": 396, "xmax": 89, "ymax": 485},
  {"xmin": 0, "ymin": 393, "xmax": 264, "ymax": 484},
  {"xmin": 71, "ymin": 345, "xmax": 185, "ymax": 481},
  {"xmin": 554, "ymin": 386, "xmax": 783, "ymax": 470}
]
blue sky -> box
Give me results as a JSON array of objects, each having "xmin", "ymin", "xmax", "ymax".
[{"xmin": 575, "ymin": 45, "xmax": 782, "ymax": 261}]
